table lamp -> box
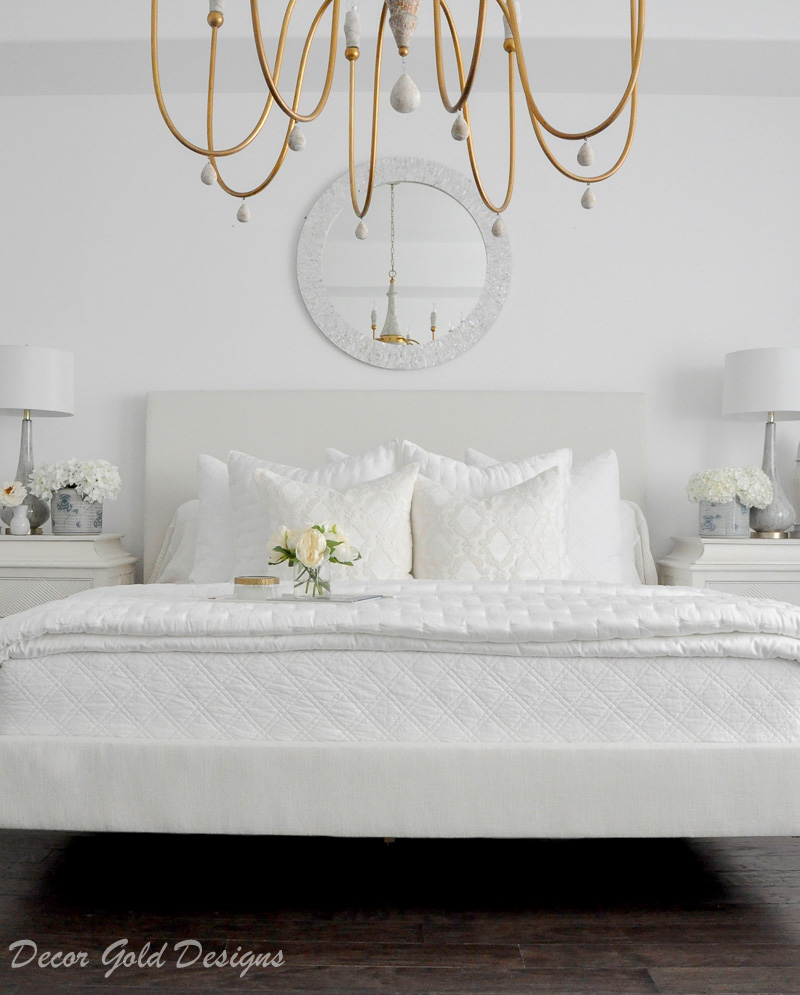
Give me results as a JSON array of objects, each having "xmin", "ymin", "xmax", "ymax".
[
  {"xmin": 0, "ymin": 346, "xmax": 74, "ymax": 533},
  {"xmin": 722, "ymin": 347, "xmax": 800, "ymax": 538}
]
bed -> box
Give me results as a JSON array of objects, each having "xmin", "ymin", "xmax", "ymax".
[{"xmin": 1, "ymin": 389, "xmax": 800, "ymax": 839}]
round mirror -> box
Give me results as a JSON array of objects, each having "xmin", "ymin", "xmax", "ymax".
[{"xmin": 297, "ymin": 157, "xmax": 511, "ymax": 370}]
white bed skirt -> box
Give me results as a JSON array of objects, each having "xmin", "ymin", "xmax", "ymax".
[{"xmin": 2, "ymin": 738, "xmax": 800, "ymax": 838}]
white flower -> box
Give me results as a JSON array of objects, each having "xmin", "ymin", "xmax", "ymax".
[
  {"xmin": 28, "ymin": 459, "xmax": 121, "ymax": 503},
  {"xmin": 686, "ymin": 467, "xmax": 773, "ymax": 509},
  {"xmin": 0, "ymin": 481, "xmax": 27, "ymax": 508},
  {"xmin": 295, "ymin": 527, "xmax": 328, "ymax": 569},
  {"xmin": 331, "ymin": 543, "xmax": 357, "ymax": 565}
]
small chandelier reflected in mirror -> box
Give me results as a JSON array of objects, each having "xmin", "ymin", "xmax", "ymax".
[
  {"xmin": 370, "ymin": 184, "xmax": 437, "ymax": 346},
  {"xmin": 151, "ymin": 1, "xmax": 646, "ymax": 227}
]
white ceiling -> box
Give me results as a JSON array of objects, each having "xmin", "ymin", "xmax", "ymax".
[{"xmin": 2, "ymin": 2, "xmax": 800, "ymax": 96}]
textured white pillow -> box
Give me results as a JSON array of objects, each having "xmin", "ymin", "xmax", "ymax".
[
  {"xmin": 402, "ymin": 441, "xmax": 572, "ymax": 499},
  {"xmin": 412, "ymin": 466, "xmax": 569, "ymax": 581},
  {"xmin": 465, "ymin": 448, "xmax": 624, "ymax": 584},
  {"xmin": 254, "ymin": 464, "xmax": 419, "ymax": 580},
  {"xmin": 190, "ymin": 455, "xmax": 235, "ymax": 583},
  {"xmin": 229, "ymin": 441, "xmax": 401, "ymax": 578}
]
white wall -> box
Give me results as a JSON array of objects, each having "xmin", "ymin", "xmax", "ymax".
[{"xmin": 1, "ymin": 86, "xmax": 799, "ymax": 573}]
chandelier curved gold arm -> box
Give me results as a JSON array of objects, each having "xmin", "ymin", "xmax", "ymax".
[
  {"xmin": 432, "ymin": 0, "xmax": 488, "ymax": 115},
  {"xmin": 151, "ymin": 0, "xmax": 297, "ymax": 158},
  {"xmin": 439, "ymin": 0, "xmax": 514, "ymax": 215},
  {"xmin": 348, "ymin": 5, "xmax": 388, "ymax": 219},
  {"xmin": 209, "ymin": 0, "xmax": 335, "ymax": 198},
  {"xmin": 507, "ymin": 0, "xmax": 645, "ymax": 141},
  {"xmin": 521, "ymin": 0, "xmax": 640, "ymax": 184},
  {"xmin": 250, "ymin": 0, "xmax": 339, "ymax": 125}
]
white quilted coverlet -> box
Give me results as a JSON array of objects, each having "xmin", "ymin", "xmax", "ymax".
[{"xmin": 2, "ymin": 580, "xmax": 800, "ymax": 744}]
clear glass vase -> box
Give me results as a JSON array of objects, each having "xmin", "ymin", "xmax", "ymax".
[{"xmin": 293, "ymin": 560, "xmax": 331, "ymax": 599}]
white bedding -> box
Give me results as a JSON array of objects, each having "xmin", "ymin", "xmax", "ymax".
[{"xmin": 2, "ymin": 580, "xmax": 800, "ymax": 745}]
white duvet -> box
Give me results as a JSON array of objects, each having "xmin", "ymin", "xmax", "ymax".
[
  {"xmin": 2, "ymin": 580, "xmax": 800, "ymax": 745},
  {"xmin": 1, "ymin": 579, "xmax": 800, "ymax": 661}
]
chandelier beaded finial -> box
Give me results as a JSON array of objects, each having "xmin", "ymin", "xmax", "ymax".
[{"xmin": 152, "ymin": 0, "xmax": 645, "ymax": 223}]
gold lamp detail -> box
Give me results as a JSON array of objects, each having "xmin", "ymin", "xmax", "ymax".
[{"xmin": 151, "ymin": 0, "xmax": 646, "ymax": 228}]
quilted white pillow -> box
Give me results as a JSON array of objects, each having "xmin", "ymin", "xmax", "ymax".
[
  {"xmin": 465, "ymin": 448, "xmax": 624, "ymax": 584},
  {"xmin": 412, "ymin": 466, "xmax": 569, "ymax": 581},
  {"xmin": 254, "ymin": 464, "xmax": 419, "ymax": 580},
  {"xmin": 229, "ymin": 441, "xmax": 401, "ymax": 578},
  {"xmin": 190, "ymin": 455, "xmax": 234, "ymax": 583}
]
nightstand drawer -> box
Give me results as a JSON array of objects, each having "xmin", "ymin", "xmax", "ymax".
[
  {"xmin": 0, "ymin": 578, "xmax": 93, "ymax": 617},
  {"xmin": 707, "ymin": 580, "xmax": 800, "ymax": 606}
]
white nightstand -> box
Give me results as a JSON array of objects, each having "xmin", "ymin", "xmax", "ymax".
[
  {"xmin": 658, "ymin": 536, "xmax": 800, "ymax": 605},
  {"xmin": 0, "ymin": 534, "xmax": 137, "ymax": 617}
]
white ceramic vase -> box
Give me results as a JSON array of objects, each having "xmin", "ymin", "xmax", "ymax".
[{"xmin": 9, "ymin": 504, "xmax": 31, "ymax": 536}]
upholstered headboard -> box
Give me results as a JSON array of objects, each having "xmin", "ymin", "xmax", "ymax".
[{"xmin": 144, "ymin": 390, "xmax": 646, "ymax": 579}]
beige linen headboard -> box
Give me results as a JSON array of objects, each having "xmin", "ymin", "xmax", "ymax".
[{"xmin": 144, "ymin": 390, "xmax": 646, "ymax": 579}]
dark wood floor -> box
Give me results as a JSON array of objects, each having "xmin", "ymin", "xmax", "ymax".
[{"xmin": 0, "ymin": 832, "xmax": 798, "ymax": 993}]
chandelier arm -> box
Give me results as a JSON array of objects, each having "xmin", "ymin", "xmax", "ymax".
[
  {"xmin": 509, "ymin": 0, "xmax": 645, "ymax": 141},
  {"xmin": 348, "ymin": 4, "xmax": 387, "ymax": 219},
  {"xmin": 529, "ymin": 86, "xmax": 639, "ymax": 184},
  {"xmin": 440, "ymin": 1, "xmax": 515, "ymax": 215},
  {"xmin": 433, "ymin": 0, "xmax": 488, "ymax": 115},
  {"xmin": 250, "ymin": 0, "xmax": 339, "ymax": 124},
  {"xmin": 151, "ymin": 0, "xmax": 290, "ymax": 158},
  {"xmin": 208, "ymin": 0, "xmax": 332, "ymax": 198}
]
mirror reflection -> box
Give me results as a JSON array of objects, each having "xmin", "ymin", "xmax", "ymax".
[{"xmin": 322, "ymin": 182, "xmax": 487, "ymax": 345}]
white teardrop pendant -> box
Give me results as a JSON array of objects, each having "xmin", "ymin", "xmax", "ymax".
[
  {"xmin": 577, "ymin": 139, "xmax": 594, "ymax": 166},
  {"xmin": 237, "ymin": 200, "xmax": 251, "ymax": 223},
  {"xmin": 355, "ymin": 220, "xmax": 368, "ymax": 239},
  {"xmin": 200, "ymin": 160, "xmax": 217, "ymax": 185},
  {"xmin": 288, "ymin": 125, "xmax": 306, "ymax": 152},
  {"xmin": 390, "ymin": 73, "xmax": 421, "ymax": 114},
  {"xmin": 580, "ymin": 185, "xmax": 596, "ymax": 210},
  {"xmin": 491, "ymin": 215, "xmax": 506, "ymax": 238},
  {"xmin": 451, "ymin": 112, "xmax": 469, "ymax": 141}
]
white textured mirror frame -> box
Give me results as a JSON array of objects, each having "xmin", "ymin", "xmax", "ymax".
[{"xmin": 297, "ymin": 157, "xmax": 511, "ymax": 370}]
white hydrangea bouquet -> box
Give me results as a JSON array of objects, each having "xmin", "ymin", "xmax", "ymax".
[
  {"xmin": 28, "ymin": 459, "xmax": 122, "ymax": 504},
  {"xmin": 686, "ymin": 467, "xmax": 773, "ymax": 508},
  {"xmin": 269, "ymin": 523, "xmax": 360, "ymax": 598}
]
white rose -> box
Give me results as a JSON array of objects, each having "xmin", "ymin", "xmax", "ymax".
[
  {"xmin": 295, "ymin": 528, "xmax": 328, "ymax": 569},
  {"xmin": 332, "ymin": 543, "xmax": 356, "ymax": 565},
  {"xmin": 0, "ymin": 482, "xmax": 26, "ymax": 508}
]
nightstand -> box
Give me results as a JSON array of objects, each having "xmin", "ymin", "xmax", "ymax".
[
  {"xmin": 0, "ymin": 534, "xmax": 137, "ymax": 617},
  {"xmin": 658, "ymin": 536, "xmax": 800, "ymax": 605}
]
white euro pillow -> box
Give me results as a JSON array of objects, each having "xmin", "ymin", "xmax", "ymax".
[
  {"xmin": 400, "ymin": 441, "xmax": 572, "ymax": 499},
  {"xmin": 412, "ymin": 466, "xmax": 570, "ymax": 581},
  {"xmin": 190, "ymin": 455, "xmax": 234, "ymax": 583},
  {"xmin": 465, "ymin": 447, "xmax": 624, "ymax": 584},
  {"xmin": 254, "ymin": 463, "xmax": 419, "ymax": 580},
  {"xmin": 229, "ymin": 441, "xmax": 401, "ymax": 578}
]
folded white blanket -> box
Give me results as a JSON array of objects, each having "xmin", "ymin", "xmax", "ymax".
[{"xmin": 1, "ymin": 580, "xmax": 800, "ymax": 664}]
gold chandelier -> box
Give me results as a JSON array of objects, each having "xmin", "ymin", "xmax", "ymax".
[{"xmin": 151, "ymin": 1, "xmax": 646, "ymax": 230}]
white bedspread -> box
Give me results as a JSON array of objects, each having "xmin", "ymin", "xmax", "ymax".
[
  {"xmin": 1, "ymin": 579, "xmax": 800, "ymax": 662},
  {"xmin": 3, "ymin": 581, "xmax": 800, "ymax": 836}
]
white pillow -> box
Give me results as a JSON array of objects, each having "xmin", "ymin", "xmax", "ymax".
[
  {"xmin": 412, "ymin": 466, "xmax": 569, "ymax": 581},
  {"xmin": 254, "ymin": 464, "xmax": 419, "ymax": 580},
  {"xmin": 229, "ymin": 441, "xmax": 401, "ymax": 578},
  {"xmin": 190, "ymin": 455, "xmax": 234, "ymax": 583},
  {"xmin": 465, "ymin": 448, "xmax": 624, "ymax": 584},
  {"xmin": 149, "ymin": 500, "xmax": 200, "ymax": 584},
  {"xmin": 401, "ymin": 441, "xmax": 572, "ymax": 499}
]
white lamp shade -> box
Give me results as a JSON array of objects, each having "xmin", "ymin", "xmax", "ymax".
[
  {"xmin": 722, "ymin": 347, "xmax": 800, "ymax": 421},
  {"xmin": 0, "ymin": 346, "xmax": 74, "ymax": 417}
]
